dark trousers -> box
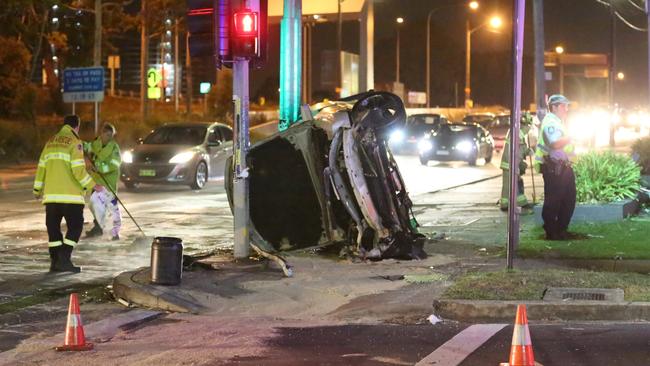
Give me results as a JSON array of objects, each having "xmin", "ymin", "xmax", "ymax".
[
  {"xmin": 45, "ymin": 203, "xmax": 84, "ymax": 246},
  {"xmin": 541, "ymin": 162, "xmax": 576, "ymax": 238}
]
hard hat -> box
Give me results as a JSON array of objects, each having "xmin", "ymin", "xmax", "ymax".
[{"xmin": 547, "ymin": 94, "xmax": 570, "ymax": 106}]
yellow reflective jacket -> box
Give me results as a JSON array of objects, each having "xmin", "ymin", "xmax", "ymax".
[
  {"xmin": 533, "ymin": 113, "xmax": 575, "ymax": 173},
  {"xmin": 85, "ymin": 137, "xmax": 121, "ymax": 192},
  {"xmin": 33, "ymin": 125, "xmax": 96, "ymax": 204}
]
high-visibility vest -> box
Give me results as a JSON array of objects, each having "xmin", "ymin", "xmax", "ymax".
[
  {"xmin": 533, "ymin": 112, "xmax": 575, "ymax": 173},
  {"xmin": 85, "ymin": 137, "xmax": 121, "ymax": 192},
  {"xmin": 33, "ymin": 125, "xmax": 95, "ymax": 204},
  {"xmin": 500, "ymin": 127, "xmax": 530, "ymax": 171}
]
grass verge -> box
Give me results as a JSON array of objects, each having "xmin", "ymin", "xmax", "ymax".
[
  {"xmin": 443, "ymin": 269, "xmax": 650, "ymax": 302},
  {"xmin": 519, "ymin": 217, "xmax": 650, "ymax": 259}
]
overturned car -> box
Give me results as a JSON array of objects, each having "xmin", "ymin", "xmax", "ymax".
[{"xmin": 226, "ymin": 91, "xmax": 426, "ymax": 262}]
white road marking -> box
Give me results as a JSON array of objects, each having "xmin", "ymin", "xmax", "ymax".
[{"xmin": 416, "ymin": 324, "xmax": 507, "ymax": 366}]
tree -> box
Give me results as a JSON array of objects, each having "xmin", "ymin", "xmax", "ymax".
[{"xmin": 0, "ymin": 36, "xmax": 31, "ymax": 116}]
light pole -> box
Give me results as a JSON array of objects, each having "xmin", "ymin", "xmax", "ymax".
[
  {"xmin": 465, "ymin": 15, "xmax": 502, "ymax": 108},
  {"xmin": 395, "ymin": 17, "xmax": 404, "ymax": 83},
  {"xmin": 555, "ymin": 45, "xmax": 565, "ymax": 94},
  {"xmin": 426, "ymin": 1, "xmax": 479, "ymax": 108}
]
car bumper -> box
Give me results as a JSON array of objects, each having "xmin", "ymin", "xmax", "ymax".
[
  {"xmin": 120, "ymin": 163, "xmax": 194, "ymax": 185},
  {"xmin": 420, "ymin": 149, "xmax": 475, "ymax": 161}
]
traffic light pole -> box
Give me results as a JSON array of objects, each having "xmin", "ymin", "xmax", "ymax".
[
  {"xmin": 507, "ymin": 0, "xmax": 526, "ymax": 270},
  {"xmin": 233, "ymin": 57, "xmax": 251, "ymax": 259}
]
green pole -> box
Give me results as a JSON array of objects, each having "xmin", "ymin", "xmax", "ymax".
[{"xmin": 278, "ymin": 0, "xmax": 302, "ymax": 131}]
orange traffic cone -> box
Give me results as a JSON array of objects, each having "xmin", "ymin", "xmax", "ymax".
[
  {"xmin": 502, "ymin": 304, "xmax": 535, "ymax": 366},
  {"xmin": 55, "ymin": 293, "xmax": 94, "ymax": 351}
]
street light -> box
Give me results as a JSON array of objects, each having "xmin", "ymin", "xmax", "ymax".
[
  {"xmin": 617, "ymin": 71, "xmax": 625, "ymax": 81},
  {"xmin": 555, "ymin": 45, "xmax": 564, "ymax": 54},
  {"xmin": 396, "ymin": 17, "xmax": 404, "ymax": 83},
  {"xmin": 465, "ymin": 15, "xmax": 502, "ymax": 108},
  {"xmin": 426, "ymin": 1, "xmax": 479, "ymax": 107}
]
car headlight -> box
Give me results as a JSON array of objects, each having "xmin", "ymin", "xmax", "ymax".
[
  {"xmin": 122, "ymin": 151, "xmax": 133, "ymax": 164},
  {"xmin": 389, "ymin": 129, "xmax": 405, "ymax": 144},
  {"xmin": 418, "ymin": 139, "xmax": 433, "ymax": 152},
  {"xmin": 455, "ymin": 141, "xmax": 473, "ymax": 152},
  {"xmin": 169, "ymin": 151, "xmax": 195, "ymax": 164}
]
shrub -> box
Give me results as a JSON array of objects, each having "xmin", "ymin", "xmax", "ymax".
[
  {"xmin": 574, "ymin": 151, "xmax": 641, "ymax": 204},
  {"xmin": 632, "ymin": 136, "xmax": 650, "ymax": 175},
  {"xmin": 0, "ymin": 36, "xmax": 31, "ymax": 117}
]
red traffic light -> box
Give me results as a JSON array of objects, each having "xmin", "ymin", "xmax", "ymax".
[{"xmin": 233, "ymin": 10, "xmax": 258, "ymax": 37}]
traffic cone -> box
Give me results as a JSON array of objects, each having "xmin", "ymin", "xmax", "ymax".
[
  {"xmin": 502, "ymin": 304, "xmax": 535, "ymax": 366},
  {"xmin": 55, "ymin": 293, "xmax": 94, "ymax": 351}
]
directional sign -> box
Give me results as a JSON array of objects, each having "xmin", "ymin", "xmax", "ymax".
[
  {"xmin": 147, "ymin": 68, "xmax": 161, "ymax": 99},
  {"xmin": 63, "ymin": 67, "xmax": 105, "ymax": 103}
]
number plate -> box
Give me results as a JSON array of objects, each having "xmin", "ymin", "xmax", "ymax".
[
  {"xmin": 139, "ymin": 169, "xmax": 156, "ymax": 177},
  {"xmin": 436, "ymin": 150, "xmax": 450, "ymax": 155}
]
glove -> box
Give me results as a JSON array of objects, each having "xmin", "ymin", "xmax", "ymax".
[{"xmin": 33, "ymin": 190, "xmax": 42, "ymax": 200}]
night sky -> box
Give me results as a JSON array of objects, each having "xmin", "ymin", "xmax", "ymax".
[{"xmin": 251, "ymin": 0, "xmax": 649, "ymax": 109}]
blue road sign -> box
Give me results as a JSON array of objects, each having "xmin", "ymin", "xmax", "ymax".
[{"xmin": 63, "ymin": 67, "xmax": 105, "ymax": 103}]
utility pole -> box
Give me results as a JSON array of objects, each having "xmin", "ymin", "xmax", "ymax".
[
  {"xmin": 507, "ymin": 0, "xmax": 526, "ymax": 270},
  {"xmin": 337, "ymin": 0, "xmax": 342, "ymax": 98},
  {"xmin": 185, "ymin": 31, "xmax": 192, "ymax": 115},
  {"xmin": 647, "ymin": 0, "xmax": 650, "ymax": 110},
  {"xmin": 232, "ymin": 58, "xmax": 250, "ymax": 259},
  {"xmin": 278, "ymin": 0, "xmax": 302, "ymax": 130},
  {"xmin": 465, "ymin": 20, "xmax": 471, "ymax": 108},
  {"xmin": 609, "ymin": 4, "xmax": 616, "ymax": 147},
  {"xmin": 533, "ymin": 0, "xmax": 546, "ymax": 120},
  {"xmin": 94, "ymin": 0, "xmax": 102, "ymax": 66},
  {"xmin": 140, "ymin": 0, "xmax": 148, "ymax": 121}
]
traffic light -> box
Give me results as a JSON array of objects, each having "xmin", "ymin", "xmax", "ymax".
[{"xmin": 232, "ymin": 9, "xmax": 259, "ymax": 58}]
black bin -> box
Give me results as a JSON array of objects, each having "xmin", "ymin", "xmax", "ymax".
[{"xmin": 150, "ymin": 237, "xmax": 183, "ymax": 285}]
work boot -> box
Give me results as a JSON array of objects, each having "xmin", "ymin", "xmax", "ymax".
[
  {"xmin": 48, "ymin": 247, "xmax": 60, "ymax": 272},
  {"xmin": 111, "ymin": 235, "xmax": 120, "ymax": 241},
  {"xmin": 85, "ymin": 220, "xmax": 103, "ymax": 238},
  {"xmin": 56, "ymin": 244, "xmax": 81, "ymax": 273}
]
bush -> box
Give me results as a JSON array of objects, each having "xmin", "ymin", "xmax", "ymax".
[
  {"xmin": 632, "ymin": 136, "xmax": 650, "ymax": 175},
  {"xmin": 0, "ymin": 36, "xmax": 31, "ymax": 117},
  {"xmin": 574, "ymin": 151, "xmax": 641, "ymax": 204}
]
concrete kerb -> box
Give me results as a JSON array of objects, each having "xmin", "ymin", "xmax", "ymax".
[
  {"xmin": 433, "ymin": 299, "xmax": 650, "ymax": 322},
  {"xmin": 112, "ymin": 268, "xmax": 204, "ymax": 314}
]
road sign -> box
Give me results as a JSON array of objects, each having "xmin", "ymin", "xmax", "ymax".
[
  {"xmin": 63, "ymin": 67, "xmax": 105, "ymax": 103},
  {"xmin": 147, "ymin": 68, "xmax": 162, "ymax": 99},
  {"xmin": 407, "ymin": 91, "xmax": 426, "ymax": 105},
  {"xmin": 200, "ymin": 82, "xmax": 211, "ymax": 94}
]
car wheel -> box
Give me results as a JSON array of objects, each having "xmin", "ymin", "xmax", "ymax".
[
  {"xmin": 468, "ymin": 153, "xmax": 478, "ymax": 166},
  {"xmin": 190, "ymin": 161, "xmax": 208, "ymax": 190},
  {"xmin": 419, "ymin": 156, "xmax": 428, "ymax": 166},
  {"xmin": 124, "ymin": 181, "xmax": 139, "ymax": 190}
]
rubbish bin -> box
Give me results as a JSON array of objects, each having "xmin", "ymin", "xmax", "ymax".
[{"xmin": 150, "ymin": 237, "xmax": 183, "ymax": 285}]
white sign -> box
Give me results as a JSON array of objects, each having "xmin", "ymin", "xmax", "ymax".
[{"xmin": 407, "ymin": 91, "xmax": 427, "ymax": 105}]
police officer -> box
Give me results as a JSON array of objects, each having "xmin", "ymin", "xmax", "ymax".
[
  {"xmin": 499, "ymin": 112, "xmax": 533, "ymax": 211},
  {"xmin": 533, "ymin": 95, "xmax": 576, "ymax": 240},
  {"xmin": 85, "ymin": 123, "xmax": 122, "ymax": 240},
  {"xmin": 33, "ymin": 115, "xmax": 104, "ymax": 273}
]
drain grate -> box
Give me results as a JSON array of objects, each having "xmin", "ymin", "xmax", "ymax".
[
  {"xmin": 543, "ymin": 287, "xmax": 624, "ymax": 302},
  {"xmin": 562, "ymin": 292, "xmax": 606, "ymax": 301}
]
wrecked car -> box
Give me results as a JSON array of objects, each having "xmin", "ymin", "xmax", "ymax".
[{"xmin": 226, "ymin": 91, "xmax": 426, "ymax": 263}]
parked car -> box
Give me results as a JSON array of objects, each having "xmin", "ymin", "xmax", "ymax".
[
  {"xmin": 417, "ymin": 122, "xmax": 494, "ymax": 166},
  {"xmin": 388, "ymin": 113, "xmax": 448, "ymax": 154},
  {"xmin": 121, "ymin": 122, "xmax": 233, "ymax": 190}
]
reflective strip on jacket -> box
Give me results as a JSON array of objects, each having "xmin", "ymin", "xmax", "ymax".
[
  {"xmin": 533, "ymin": 112, "xmax": 575, "ymax": 173},
  {"xmin": 85, "ymin": 137, "xmax": 121, "ymax": 192},
  {"xmin": 500, "ymin": 128, "xmax": 530, "ymax": 170},
  {"xmin": 33, "ymin": 125, "xmax": 95, "ymax": 204}
]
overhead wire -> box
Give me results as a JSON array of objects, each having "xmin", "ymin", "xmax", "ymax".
[{"xmin": 595, "ymin": 0, "xmax": 647, "ymax": 31}]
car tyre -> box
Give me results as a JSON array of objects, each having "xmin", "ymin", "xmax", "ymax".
[
  {"xmin": 485, "ymin": 150, "xmax": 493, "ymax": 164},
  {"xmin": 190, "ymin": 161, "xmax": 208, "ymax": 190},
  {"xmin": 419, "ymin": 156, "xmax": 428, "ymax": 166},
  {"xmin": 468, "ymin": 153, "xmax": 478, "ymax": 166}
]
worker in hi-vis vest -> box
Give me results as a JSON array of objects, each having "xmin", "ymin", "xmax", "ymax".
[
  {"xmin": 33, "ymin": 115, "xmax": 104, "ymax": 273},
  {"xmin": 533, "ymin": 94, "xmax": 576, "ymax": 240},
  {"xmin": 499, "ymin": 112, "xmax": 534, "ymax": 211}
]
